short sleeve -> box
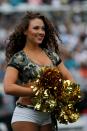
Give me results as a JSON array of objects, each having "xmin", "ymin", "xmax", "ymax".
[
  {"xmin": 52, "ymin": 52, "xmax": 62, "ymax": 66},
  {"xmin": 7, "ymin": 52, "xmax": 23, "ymax": 71}
]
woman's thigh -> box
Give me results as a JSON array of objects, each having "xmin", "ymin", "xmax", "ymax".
[{"xmin": 12, "ymin": 121, "xmax": 40, "ymax": 131}]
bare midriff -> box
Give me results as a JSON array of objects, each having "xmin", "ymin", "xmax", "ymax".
[{"xmin": 17, "ymin": 97, "xmax": 33, "ymax": 105}]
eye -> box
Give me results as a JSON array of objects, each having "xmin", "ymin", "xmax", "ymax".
[
  {"xmin": 33, "ymin": 26, "xmax": 39, "ymax": 30},
  {"xmin": 33, "ymin": 26, "xmax": 45, "ymax": 31}
]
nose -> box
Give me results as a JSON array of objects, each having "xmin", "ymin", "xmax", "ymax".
[{"xmin": 38, "ymin": 29, "xmax": 45, "ymax": 35}]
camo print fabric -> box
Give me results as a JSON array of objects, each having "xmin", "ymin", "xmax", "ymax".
[{"xmin": 7, "ymin": 49, "xmax": 61, "ymax": 84}]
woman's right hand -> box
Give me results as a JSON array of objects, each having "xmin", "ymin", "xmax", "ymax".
[{"xmin": 23, "ymin": 81, "xmax": 36, "ymax": 96}]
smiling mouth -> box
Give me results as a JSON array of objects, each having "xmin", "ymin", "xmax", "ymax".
[
  {"xmin": 37, "ymin": 36, "xmax": 44, "ymax": 39},
  {"xmin": 38, "ymin": 38, "xmax": 44, "ymax": 42}
]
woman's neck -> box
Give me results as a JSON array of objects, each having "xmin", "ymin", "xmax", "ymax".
[{"xmin": 24, "ymin": 43, "xmax": 42, "ymax": 52}]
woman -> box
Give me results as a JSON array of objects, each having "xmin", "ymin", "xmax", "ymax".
[{"xmin": 4, "ymin": 11, "xmax": 75, "ymax": 131}]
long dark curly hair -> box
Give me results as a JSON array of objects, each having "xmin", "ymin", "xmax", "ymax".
[{"xmin": 6, "ymin": 11, "xmax": 62, "ymax": 63}]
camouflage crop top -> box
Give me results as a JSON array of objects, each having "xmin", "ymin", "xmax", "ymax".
[{"xmin": 8, "ymin": 49, "xmax": 62, "ymax": 84}]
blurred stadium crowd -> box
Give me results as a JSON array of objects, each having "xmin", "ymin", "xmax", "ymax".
[
  {"xmin": 0, "ymin": 0, "xmax": 87, "ymax": 131},
  {"xmin": 0, "ymin": 0, "xmax": 87, "ymax": 6}
]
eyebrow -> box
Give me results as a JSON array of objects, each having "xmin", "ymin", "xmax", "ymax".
[
  {"xmin": 32, "ymin": 25, "xmax": 45, "ymax": 27},
  {"xmin": 32, "ymin": 25, "xmax": 45, "ymax": 28}
]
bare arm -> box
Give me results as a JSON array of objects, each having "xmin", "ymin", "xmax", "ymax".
[
  {"xmin": 3, "ymin": 66, "xmax": 33, "ymax": 97},
  {"xmin": 57, "ymin": 62, "xmax": 76, "ymax": 83}
]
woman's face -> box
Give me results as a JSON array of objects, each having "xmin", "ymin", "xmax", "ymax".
[{"xmin": 25, "ymin": 18, "xmax": 45, "ymax": 45}]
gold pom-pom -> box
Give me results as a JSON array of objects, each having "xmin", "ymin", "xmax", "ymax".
[
  {"xmin": 32, "ymin": 66, "xmax": 63, "ymax": 112},
  {"xmin": 61, "ymin": 80, "xmax": 81, "ymax": 103},
  {"xmin": 31, "ymin": 66, "xmax": 82, "ymax": 124},
  {"xmin": 55, "ymin": 104, "xmax": 80, "ymax": 124}
]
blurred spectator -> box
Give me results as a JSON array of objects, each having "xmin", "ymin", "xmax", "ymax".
[
  {"xmin": 27, "ymin": 0, "xmax": 43, "ymax": 5},
  {"xmin": 9, "ymin": 0, "xmax": 25, "ymax": 6},
  {"xmin": 0, "ymin": 0, "xmax": 8, "ymax": 5},
  {"xmin": 0, "ymin": 89, "xmax": 15, "ymax": 131},
  {"xmin": 74, "ymin": 49, "xmax": 87, "ymax": 64},
  {"xmin": 0, "ymin": 63, "xmax": 5, "ymax": 82},
  {"xmin": 59, "ymin": 19, "xmax": 78, "ymax": 51},
  {"xmin": 68, "ymin": 0, "xmax": 87, "ymax": 4},
  {"xmin": 73, "ymin": 32, "xmax": 87, "ymax": 64},
  {"xmin": 68, "ymin": 0, "xmax": 80, "ymax": 4},
  {"xmin": 76, "ymin": 91, "xmax": 87, "ymax": 114},
  {"xmin": 0, "ymin": 28, "xmax": 8, "ymax": 49},
  {"xmin": 79, "ymin": 62, "xmax": 87, "ymax": 78},
  {"xmin": 0, "ymin": 51, "xmax": 5, "ymax": 82},
  {"xmin": 42, "ymin": 0, "xmax": 52, "ymax": 4},
  {"xmin": 60, "ymin": 0, "xmax": 69, "ymax": 4},
  {"xmin": 0, "ymin": 122, "xmax": 8, "ymax": 131},
  {"xmin": 71, "ymin": 14, "xmax": 86, "ymax": 36},
  {"xmin": 64, "ymin": 52, "xmax": 79, "ymax": 69},
  {"xmin": 51, "ymin": 0, "xmax": 61, "ymax": 7}
]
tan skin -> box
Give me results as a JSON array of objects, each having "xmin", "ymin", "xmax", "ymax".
[{"xmin": 4, "ymin": 18, "xmax": 75, "ymax": 131}]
